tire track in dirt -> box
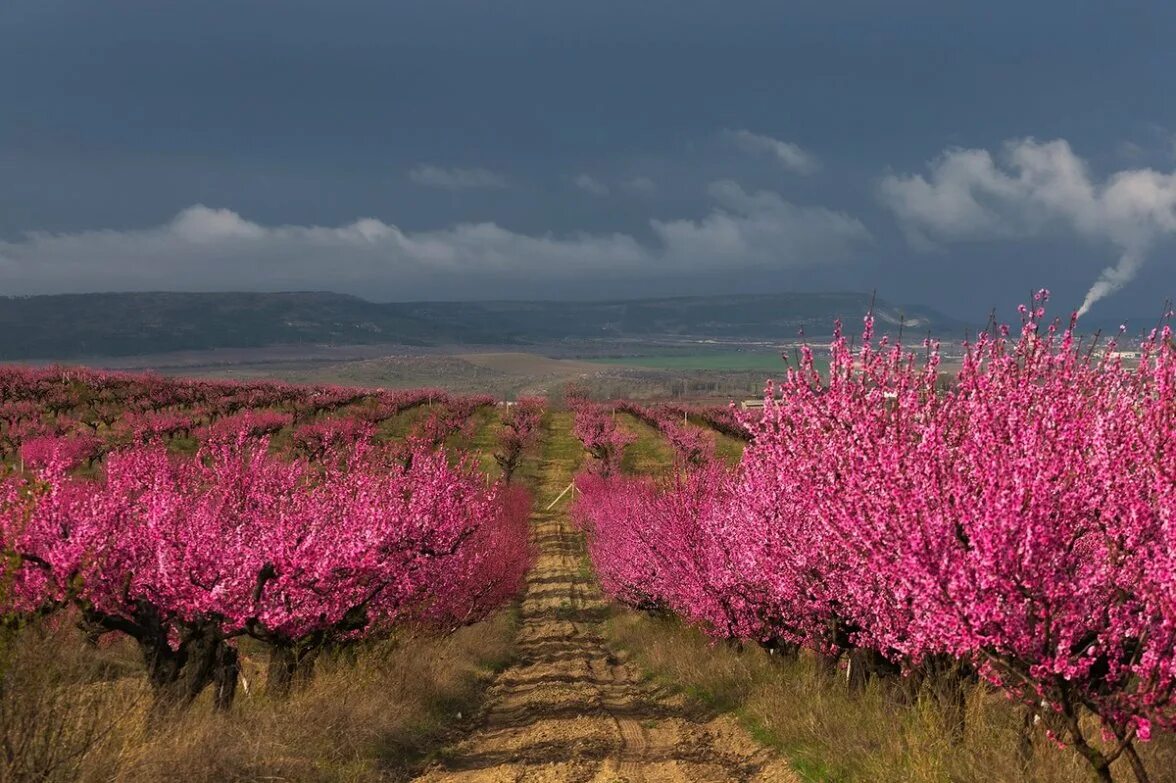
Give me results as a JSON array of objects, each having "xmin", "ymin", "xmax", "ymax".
[{"xmin": 413, "ymin": 413, "xmax": 796, "ymax": 783}]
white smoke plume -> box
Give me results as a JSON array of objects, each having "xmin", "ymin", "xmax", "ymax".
[
  {"xmin": 880, "ymin": 138, "xmax": 1176, "ymax": 316},
  {"xmin": 1078, "ymin": 250, "xmax": 1145, "ymax": 317}
]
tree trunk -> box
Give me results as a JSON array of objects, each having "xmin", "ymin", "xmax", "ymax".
[
  {"xmin": 1071, "ymin": 742, "xmax": 1114, "ymax": 783},
  {"xmin": 266, "ymin": 644, "xmax": 319, "ymax": 697},
  {"xmin": 77, "ymin": 616, "xmax": 107, "ymax": 647},
  {"xmin": 1017, "ymin": 705, "xmax": 1036, "ymax": 769},
  {"xmin": 267, "ymin": 645, "xmax": 296, "ymax": 697},
  {"xmin": 815, "ymin": 650, "xmax": 842, "ymax": 677},
  {"xmin": 760, "ymin": 638, "xmax": 799, "ymax": 662},
  {"xmin": 1122, "ymin": 741, "xmax": 1151, "ymax": 783},
  {"xmin": 134, "ymin": 618, "xmax": 236, "ymax": 715},
  {"xmin": 1112, "ymin": 726, "xmax": 1152, "ymax": 783},
  {"xmin": 1062, "ymin": 696, "xmax": 1115, "ymax": 783},
  {"xmin": 212, "ymin": 644, "xmax": 239, "ymax": 712},
  {"xmin": 846, "ymin": 649, "xmax": 870, "ymax": 692},
  {"xmin": 921, "ymin": 654, "xmax": 969, "ymax": 741},
  {"xmin": 722, "ymin": 637, "xmax": 745, "ymax": 655},
  {"xmin": 140, "ymin": 637, "xmax": 186, "ymax": 717},
  {"xmin": 892, "ymin": 667, "xmax": 923, "ymax": 706},
  {"xmin": 177, "ymin": 626, "xmax": 227, "ymax": 704}
]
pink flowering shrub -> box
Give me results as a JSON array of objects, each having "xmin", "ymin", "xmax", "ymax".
[
  {"xmin": 114, "ymin": 410, "xmax": 197, "ymax": 442},
  {"xmin": 353, "ymin": 388, "xmax": 442, "ymax": 424},
  {"xmin": 289, "ymin": 417, "xmax": 372, "ymax": 460},
  {"xmin": 494, "ymin": 398, "xmax": 545, "ymax": 482},
  {"xmin": 203, "ymin": 410, "xmax": 293, "ymax": 442},
  {"xmin": 658, "ymin": 402, "xmax": 751, "ymax": 442},
  {"xmin": 0, "ymin": 365, "xmax": 443, "ymax": 450},
  {"xmin": 18, "ymin": 433, "xmax": 104, "ymax": 470},
  {"xmin": 408, "ymin": 394, "xmax": 495, "ymax": 449},
  {"xmin": 573, "ymin": 464, "xmax": 738, "ymax": 626},
  {"xmin": 571, "ymin": 401, "xmax": 635, "ymax": 477}
]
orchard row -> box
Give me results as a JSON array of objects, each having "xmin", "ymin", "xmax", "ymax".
[
  {"xmin": 573, "ymin": 294, "xmax": 1175, "ymax": 783},
  {"xmin": 0, "ymin": 365, "xmax": 504, "ymax": 467},
  {"xmin": 1, "ymin": 370, "xmax": 546, "ymax": 716}
]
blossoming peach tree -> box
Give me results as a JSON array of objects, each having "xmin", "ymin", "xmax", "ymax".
[
  {"xmin": 1, "ymin": 431, "xmax": 531, "ymax": 716},
  {"xmin": 574, "ymin": 293, "xmax": 1174, "ymax": 782}
]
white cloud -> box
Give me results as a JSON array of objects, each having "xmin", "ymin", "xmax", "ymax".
[
  {"xmin": 724, "ymin": 129, "xmax": 820, "ymax": 175},
  {"xmin": 652, "ymin": 181, "xmax": 869, "ymax": 267},
  {"xmin": 880, "ymin": 138, "xmax": 1176, "ymax": 314},
  {"xmin": 0, "ymin": 189, "xmax": 870, "ymax": 298},
  {"xmin": 621, "ymin": 177, "xmax": 657, "ymax": 195},
  {"xmin": 171, "ymin": 205, "xmax": 267, "ymax": 242},
  {"xmin": 573, "ymin": 174, "xmax": 609, "ymax": 195},
  {"xmin": 408, "ymin": 164, "xmax": 509, "ymax": 190}
]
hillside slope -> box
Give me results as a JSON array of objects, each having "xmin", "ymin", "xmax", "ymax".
[{"xmin": 2, "ymin": 291, "xmax": 966, "ymax": 360}]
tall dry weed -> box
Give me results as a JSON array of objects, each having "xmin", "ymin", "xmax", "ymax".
[
  {"xmin": 0, "ymin": 620, "xmax": 139, "ymax": 783},
  {"xmin": 1, "ymin": 608, "xmax": 517, "ymax": 783},
  {"xmin": 608, "ymin": 610, "xmax": 1176, "ymax": 783}
]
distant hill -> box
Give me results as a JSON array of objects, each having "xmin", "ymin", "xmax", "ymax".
[{"xmin": 1, "ymin": 291, "xmax": 968, "ymax": 361}]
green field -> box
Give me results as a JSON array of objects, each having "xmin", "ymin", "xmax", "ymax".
[{"xmin": 587, "ymin": 352, "xmax": 793, "ymax": 371}]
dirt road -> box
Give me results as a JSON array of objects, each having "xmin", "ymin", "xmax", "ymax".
[{"xmin": 413, "ymin": 416, "xmax": 795, "ymax": 783}]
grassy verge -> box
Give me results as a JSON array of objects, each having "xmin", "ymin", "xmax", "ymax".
[
  {"xmin": 462, "ymin": 405, "xmax": 504, "ymax": 480},
  {"xmin": 606, "ymin": 611, "xmax": 1176, "ymax": 783},
  {"xmin": 536, "ymin": 411, "xmax": 583, "ymax": 503},
  {"xmin": 702, "ymin": 424, "xmax": 746, "ymax": 465}
]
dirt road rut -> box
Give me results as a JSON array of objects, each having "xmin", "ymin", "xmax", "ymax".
[{"xmin": 412, "ymin": 416, "xmax": 795, "ymax": 783}]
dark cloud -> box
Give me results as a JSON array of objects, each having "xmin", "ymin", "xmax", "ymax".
[
  {"xmin": 409, "ymin": 165, "xmax": 510, "ymax": 190},
  {"xmin": 1, "ymin": 0, "xmax": 1174, "ymax": 314}
]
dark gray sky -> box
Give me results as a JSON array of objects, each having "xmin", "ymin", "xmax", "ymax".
[{"xmin": 2, "ymin": 0, "xmax": 1174, "ymax": 321}]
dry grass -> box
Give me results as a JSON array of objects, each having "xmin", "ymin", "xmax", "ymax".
[
  {"xmin": 607, "ymin": 611, "xmax": 1176, "ymax": 783},
  {"xmin": 1, "ymin": 608, "xmax": 519, "ymax": 783},
  {"xmin": 0, "ymin": 621, "xmax": 139, "ymax": 783}
]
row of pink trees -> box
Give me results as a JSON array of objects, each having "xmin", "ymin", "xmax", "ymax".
[
  {"xmin": 0, "ymin": 364, "xmax": 453, "ymax": 461},
  {"xmin": 1, "ymin": 431, "xmax": 532, "ymax": 716},
  {"xmin": 574, "ymin": 294, "xmax": 1175, "ymax": 782},
  {"xmin": 407, "ymin": 394, "xmax": 496, "ymax": 450},
  {"xmin": 0, "ymin": 369, "xmax": 493, "ymax": 475},
  {"xmin": 659, "ymin": 402, "xmax": 753, "ymax": 442},
  {"xmin": 614, "ymin": 401, "xmax": 715, "ymax": 466},
  {"xmin": 0, "ymin": 365, "xmax": 395, "ymax": 424}
]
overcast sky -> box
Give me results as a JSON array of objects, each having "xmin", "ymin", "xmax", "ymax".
[{"xmin": 2, "ymin": 0, "xmax": 1175, "ymax": 321}]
